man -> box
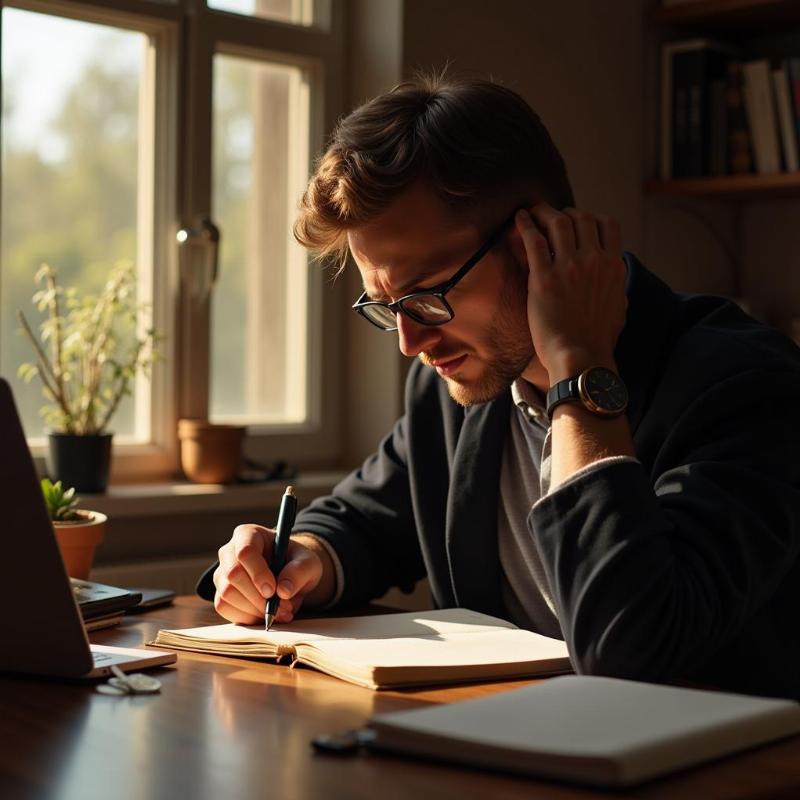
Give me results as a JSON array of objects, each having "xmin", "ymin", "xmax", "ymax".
[{"xmin": 198, "ymin": 75, "xmax": 800, "ymax": 698}]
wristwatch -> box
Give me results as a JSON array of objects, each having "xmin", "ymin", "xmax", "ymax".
[{"xmin": 545, "ymin": 366, "xmax": 629, "ymax": 420}]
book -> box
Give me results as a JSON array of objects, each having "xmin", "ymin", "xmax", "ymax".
[
  {"xmin": 709, "ymin": 77, "xmax": 728, "ymax": 176},
  {"xmin": 364, "ymin": 675, "xmax": 800, "ymax": 788},
  {"xmin": 726, "ymin": 60, "xmax": 753, "ymax": 174},
  {"xmin": 788, "ymin": 57, "xmax": 800, "ymax": 167},
  {"xmin": 660, "ymin": 40, "xmax": 736, "ymax": 179},
  {"xmin": 772, "ymin": 63, "xmax": 799, "ymax": 172},
  {"xmin": 742, "ymin": 59, "xmax": 782, "ymax": 174},
  {"xmin": 151, "ymin": 608, "xmax": 571, "ymax": 690},
  {"xmin": 83, "ymin": 612, "xmax": 125, "ymax": 632},
  {"xmin": 70, "ymin": 577, "xmax": 142, "ymax": 621}
]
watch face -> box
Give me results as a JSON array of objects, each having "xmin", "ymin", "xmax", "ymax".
[{"xmin": 579, "ymin": 367, "xmax": 628, "ymax": 415}]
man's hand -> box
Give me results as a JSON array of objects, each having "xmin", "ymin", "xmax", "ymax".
[
  {"xmin": 213, "ymin": 524, "xmax": 326, "ymax": 625},
  {"xmin": 514, "ymin": 204, "xmax": 627, "ymax": 382}
]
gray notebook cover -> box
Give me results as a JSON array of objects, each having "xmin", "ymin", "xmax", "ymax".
[{"xmin": 368, "ymin": 675, "xmax": 800, "ymax": 787}]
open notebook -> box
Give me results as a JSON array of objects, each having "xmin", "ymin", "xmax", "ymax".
[{"xmin": 151, "ymin": 608, "xmax": 571, "ymax": 689}]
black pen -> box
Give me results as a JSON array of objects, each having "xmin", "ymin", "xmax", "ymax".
[{"xmin": 265, "ymin": 485, "xmax": 297, "ymax": 630}]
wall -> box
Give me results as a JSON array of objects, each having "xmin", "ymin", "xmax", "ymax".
[
  {"xmin": 402, "ymin": 0, "xmax": 646, "ymax": 253},
  {"xmin": 339, "ymin": 0, "xmax": 649, "ymax": 468}
]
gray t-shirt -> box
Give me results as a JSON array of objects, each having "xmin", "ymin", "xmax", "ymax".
[
  {"xmin": 498, "ymin": 379, "xmax": 637, "ymax": 636},
  {"xmin": 307, "ymin": 379, "xmax": 636, "ymax": 619}
]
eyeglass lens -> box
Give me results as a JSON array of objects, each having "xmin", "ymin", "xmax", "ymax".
[
  {"xmin": 403, "ymin": 296, "xmax": 451, "ymax": 323},
  {"xmin": 362, "ymin": 303, "xmax": 398, "ymax": 329},
  {"xmin": 362, "ymin": 294, "xmax": 452, "ymax": 329}
]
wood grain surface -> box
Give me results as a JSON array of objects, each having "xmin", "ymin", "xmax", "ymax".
[{"xmin": 2, "ymin": 597, "xmax": 800, "ymax": 800}]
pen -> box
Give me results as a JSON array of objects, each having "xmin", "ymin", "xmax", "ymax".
[{"xmin": 265, "ymin": 485, "xmax": 297, "ymax": 630}]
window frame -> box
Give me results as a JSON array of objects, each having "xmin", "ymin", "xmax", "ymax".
[{"xmin": 1, "ymin": 0, "xmax": 345, "ymax": 481}]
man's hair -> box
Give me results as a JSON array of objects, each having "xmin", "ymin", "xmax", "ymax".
[{"xmin": 293, "ymin": 73, "xmax": 575, "ymax": 264}]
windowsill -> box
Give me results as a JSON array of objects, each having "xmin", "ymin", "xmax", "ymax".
[{"xmin": 81, "ymin": 470, "xmax": 347, "ymax": 519}]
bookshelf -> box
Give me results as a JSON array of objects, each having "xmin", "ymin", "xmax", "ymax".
[
  {"xmin": 654, "ymin": 0, "xmax": 800, "ymax": 30},
  {"xmin": 645, "ymin": 170, "xmax": 800, "ymax": 198},
  {"xmin": 649, "ymin": 0, "xmax": 800, "ymax": 198}
]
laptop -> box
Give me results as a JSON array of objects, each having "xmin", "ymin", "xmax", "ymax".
[{"xmin": 0, "ymin": 377, "xmax": 176, "ymax": 679}]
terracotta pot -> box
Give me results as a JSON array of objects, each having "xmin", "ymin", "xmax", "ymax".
[
  {"xmin": 178, "ymin": 419, "xmax": 245, "ymax": 484},
  {"xmin": 53, "ymin": 511, "xmax": 107, "ymax": 580}
]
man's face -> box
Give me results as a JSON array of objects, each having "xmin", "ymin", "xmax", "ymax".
[{"xmin": 348, "ymin": 184, "xmax": 535, "ymax": 406}]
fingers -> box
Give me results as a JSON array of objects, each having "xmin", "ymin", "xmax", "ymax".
[
  {"xmin": 213, "ymin": 528, "xmax": 325, "ymax": 627},
  {"xmin": 527, "ymin": 203, "xmax": 577, "ymax": 257},
  {"xmin": 212, "ymin": 567, "xmax": 263, "ymax": 624},
  {"xmin": 515, "ymin": 209, "xmax": 554, "ymax": 282},
  {"xmin": 231, "ymin": 524, "xmax": 277, "ymax": 599},
  {"xmin": 273, "ymin": 594, "xmax": 305, "ymax": 625},
  {"xmin": 276, "ymin": 543, "xmax": 323, "ymax": 600},
  {"xmin": 562, "ymin": 208, "xmax": 601, "ymax": 251},
  {"xmin": 524, "ymin": 203, "xmax": 620, "ymax": 258},
  {"xmin": 214, "ymin": 524, "xmax": 277, "ymax": 624},
  {"xmin": 273, "ymin": 543, "xmax": 324, "ymax": 624},
  {"xmin": 597, "ymin": 213, "xmax": 622, "ymax": 257}
]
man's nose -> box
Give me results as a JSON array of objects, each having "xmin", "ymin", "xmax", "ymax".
[{"xmin": 396, "ymin": 313, "xmax": 442, "ymax": 358}]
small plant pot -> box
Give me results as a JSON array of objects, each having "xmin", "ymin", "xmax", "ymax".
[
  {"xmin": 53, "ymin": 511, "xmax": 107, "ymax": 580},
  {"xmin": 47, "ymin": 432, "xmax": 113, "ymax": 493},
  {"xmin": 178, "ymin": 419, "xmax": 245, "ymax": 484}
]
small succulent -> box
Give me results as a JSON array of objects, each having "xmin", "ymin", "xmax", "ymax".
[{"xmin": 41, "ymin": 478, "xmax": 83, "ymax": 522}]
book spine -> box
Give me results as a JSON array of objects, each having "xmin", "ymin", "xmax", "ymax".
[
  {"xmin": 726, "ymin": 61, "xmax": 753, "ymax": 174},
  {"xmin": 789, "ymin": 57, "xmax": 800, "ymax": 171},
  {"xmin": 772, "ymin": 63, "xmax": 799, "ymax": 172},
  {"xmin": 660, "ymin": 45, "xmax": 675, "ymax": 180},
  {"xmin": 687, "ymin": 53, "xmax": 704, "ymax": 176},
  {"xmin": 742, "ymin": 59, "xmax": 782, "ymax": 174},
  {"xmin": 709, "ymin": 79, "xmax": 728, "ymax": 176},
  {"xmin": 672, "ymin": 50, "xmax": 690, "ymax": 178}
]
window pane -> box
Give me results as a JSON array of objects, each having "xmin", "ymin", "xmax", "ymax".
[
  {"xmin": 208, "ymin": 0, "xmax": 314, "ymax": 26},
  {"xmin": 0, "ymin": 9, "xmax": 150, "ymax": 441},
  {"xmin": 211, "ymin": 55, "xmax": 310, "ymax": 425}
]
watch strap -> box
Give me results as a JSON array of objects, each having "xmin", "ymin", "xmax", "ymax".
[{"xmin": 545, "ymin": 377, "xmax": 580, "ymax": 420}]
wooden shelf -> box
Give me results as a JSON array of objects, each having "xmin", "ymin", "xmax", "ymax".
[
  {"xmin": 645, "ymin": 171, "xmax": 800, "ymax": 198},
  {"xmin": 654, "ymin": 0, "xmax": 800, "ymax": 30}
]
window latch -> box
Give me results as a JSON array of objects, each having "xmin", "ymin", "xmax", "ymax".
[{"xmin": 177, "ymin": 217, "xmax": 221, "ymax": 299}]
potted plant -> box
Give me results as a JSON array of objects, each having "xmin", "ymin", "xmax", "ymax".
[
  {"xmin": 17, "ymin": 261, "xmax": 160, "ymax": 492},
  {"xmin": 41, "ymin": 478, "xmax": 106, "ymax": 580},
  {"xmin": 177, "ymin": 418, "xmax": 246, "ymax": 484}
]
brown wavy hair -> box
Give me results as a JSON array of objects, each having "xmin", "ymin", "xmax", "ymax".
[{"xmin": 294, "ymin": 73, "xmax": 575, "ymax": 265}]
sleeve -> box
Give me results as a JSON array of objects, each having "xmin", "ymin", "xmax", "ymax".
[
  {"xmin": 528, "ymin": 367, "xmax": 800, "ymax": 683},
  {"xmin": 291, "ymin": 413, "xmax": 427, "ymax": 608},
  {"xmin": 195, "ymin": 414, "xmax": 426, "ymax": 607}
]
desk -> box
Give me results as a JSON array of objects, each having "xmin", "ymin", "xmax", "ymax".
[{"xmin": 2, "ymin": 597, "xmax": 800, "ymax": 800}]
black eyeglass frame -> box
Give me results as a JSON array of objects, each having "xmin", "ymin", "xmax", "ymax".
[{"xmin": 351, "ymin": 215, "xmax": 514, "ymax": 332}]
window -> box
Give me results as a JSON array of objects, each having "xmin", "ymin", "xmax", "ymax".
[
  {"xmin": 207, "ymin": 0, "xmax": 316, "ymax": 26},
  {"xmin": 1, "ymin": 9, "xmax": 150, "ymax": 442},
  {"xmin": 211, "ymin": 55, "xmax": 310, "ymax": 425},
  {"xmin": 0, "ymin": 0, "xmax": 344, "ymax": 479}
]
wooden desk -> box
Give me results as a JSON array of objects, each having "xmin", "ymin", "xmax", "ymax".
[{"xmin": 2, "ymin": 597, "xmax": 800, "ymax": 800}]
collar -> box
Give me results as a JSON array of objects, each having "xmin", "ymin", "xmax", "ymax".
[{"xmin": 511, "ymin": 378, "xmax": 549, "ymax": 428}]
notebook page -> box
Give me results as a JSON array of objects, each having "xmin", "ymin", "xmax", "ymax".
[
  {"xmin": 299, "ymin": 628, "xmax": 569, "ymax": 669},
  {"xmin": 159, "ymin": 608, "xmax": 519, "ymax": 649}
]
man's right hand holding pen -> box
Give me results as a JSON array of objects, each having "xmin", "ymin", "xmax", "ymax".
[{"xmin": 212, "ymin": 524, "xmax": 336, "ymax": 626}]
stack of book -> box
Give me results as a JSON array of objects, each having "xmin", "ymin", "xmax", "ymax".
[{"xmin": 661, "ymin": 40, "xmax": 800, "ymax": 179}]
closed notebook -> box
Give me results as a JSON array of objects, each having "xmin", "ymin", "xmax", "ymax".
[
  {"xmin": 365, "ymin": 675, "xmax": 800, "ymax": 788},
  {"xmin": 151, "ymin": 608, "xmax": 570, "ymax": 689}
]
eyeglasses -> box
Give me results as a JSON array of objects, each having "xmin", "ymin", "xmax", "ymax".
[{"xmin": 352, "ymin": 215, "xmax": 513, "ymax": 332}]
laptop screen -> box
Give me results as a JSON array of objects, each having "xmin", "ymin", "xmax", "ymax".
[{"xmin": 0, "ymin": 378, "xmax": 95, "ymax": 677}]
